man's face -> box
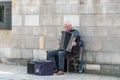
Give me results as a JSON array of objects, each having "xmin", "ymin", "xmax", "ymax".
[{"xmin": 64, "ymin": 23, "xmax": 71, "ymax": 32}]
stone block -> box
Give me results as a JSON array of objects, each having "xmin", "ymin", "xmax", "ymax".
[
  {"xmin": 95, "ymin": 15, "xmax": 112, "ymax": 26},
  {"xmin": 46, "ymin": 27, "xmax": 58, "ymax": 36},
  {"xmin": 25, "ymin": 36, "xmax": 39, "ymax": 48},
  {"xmin": 22, "ymin": 49, "xmax": 33, "ymax": 59},
  {"xmin": 29, "ymin": 0, "xmax": 44, "ymax": 5},
  {"xmin": 12, "ymin": 15, "xmax": 22, "ymax": 26},
  {"xmin": 86, "ymin": 64, "xmax": 100, "ymax": 71},
  {"xmin": 11, "ymin": 48, "xmax": 22, "ymax": 58},
  {"xmin": 111, "ymin": 27, "xmax": 120, "ymax": 37},
  {"xmin": 56, "ymin": 0, "xmax": 79, "ymax": 4},
  {"xmin": 69, "ymin": 0, "xmax": 79, "ymax": 4},
  {"xmin": 102, "ymin": 37, "xmax": 120, "ymax": 51},
  {"xmin": 39, "ymin": 36, "xmax": 44, "ymax": 49},
  {"xmin": 0, "ymin": 32, "xmax": 11, "ymax": 47},
  {"xmin": 39, "ymin": 5, "xmax": 47, "ymax": 14},
  {"xmin": 0, "ymin": 48, "xmax": 11, "ymax": 58},
  {"xmin": 79, "ymin": 27, "xmax": 108, "ymax": 37},
  {"xmin": 16, "ymin": 0, "xmax": 43, "ymax": 5},
  {"xmin": 16, "ymin": 0, "xmax": 30, "ymax": 5},
  {"xmin": 84, "ymin": 37, "xmax": 102, "ymax": 51},
  {"xmin": 33, "ymin": 27, "xmax": 47, "ymax": 36},
  {"xmin": 47, "ymin": 5, "xmax": 56, "ymax": 14},
  {"xmin": 23, "ymin": 6, "xmax": 39, "ymax": 14},
  {"xmin": 95, "ymin": 52, "xmax": 112, "ymax": 64},
  {"xmin": 56, "ymin": 5, "xmax": 71, "ymax": 14},
  {"xmin": 12, "ymin": 6, "xmax": 23, "ymax": 15},
  {"xmin": 112, "ymin": 14, "xmax": 120, "ymax": 26},
  {"xmin": 111, "ymin": 53, "xmax": 120, "ymax": 64},
  {"xmin": 25, "ymin": 15, "xmax": 39, "ymax": 26},
  {"xmin": 33, "ymin": 49, "xmax": 47, "ymax": 60},
  {"xmin": 85, "ymin": 0, "xmax": 120, "ymax": 4},
  {"xmin": 11, "ymin": 27, "xmax": 33, "ymax": 35},
  {"xmin": 105, "ymin": 4, "xmax": 120, "ymax": 13},
  {"xmin": 8, "ymin": 36, "xmax": 25, "ymax": 48},
  {"xmin": 72, "ymin": 5, "xmax": 83, "ymax": 14},
  {"xmin": 44, "ymin": 36, "xmax": 59, "ymax": 50},
  {"xmin": 56, "ymin": 0, "xmax": 68, "ymax": 4},
  {"xmin": 39, "ymin": 15, "xmax": 62, "ymax": 25},
  {"xmin": 80, "ymin": 15, "xmax": 96, "ymax": 26},
  {"xmin": 44, "ymin": 0, "xmax": 56, "ymax": 4},
  {"xmin": 100, "ymin": 65, "xmax": 120, "ymax": 76},
  {"xmin": 63, "ymin": 15, "xmax": 80, "ymax": 26},
  {"xmin": 85, "ymin": 52, "xmax": 96, "ymax": 63}
]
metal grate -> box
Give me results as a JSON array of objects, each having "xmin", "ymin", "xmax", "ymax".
[{"xmin": 0, "ymin": 1, "xmax": 11, "ymax": 30}]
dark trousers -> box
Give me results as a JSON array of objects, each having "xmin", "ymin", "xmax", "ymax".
[{"xmin": 47, "ymin": 50, "xmax": 66, "ymax": 71}]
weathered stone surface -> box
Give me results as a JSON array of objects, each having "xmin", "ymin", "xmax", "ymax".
[
  {"xmin": 0, "ymin": 48, "xmax": 11, "ymax": 58},
  {"xmin": 23, "ymin": 6, "xmax": 40, "ymax": 14},
  {"xmin": 11, "ymin": 26, "xmax": 33, "ymax": 35},
  {"xmin": 39, "ymin": 15, "xmax": 62, "ymax": 25},
  {"xmin": 44, "ymin": 0, "xmax": 56, "ymax": 4},
  {"xmin": 86, "ymin": 64, "xmax": 100, "ymax": 71},
  {"xmin": 102, "ymin": 37, "xmax": 120, "ymax": 51},
  {"xmin": 56, "ymin": 0, "xmax": 79, "ymax": 4},
  {"xmin": 12, "ymin": 15, "xmax": 22, "ymax": 26},
  {"xmin": 80, "ymin": 15, "xmax": 96, "ymax": 26},
  {"xmin": 33, "ymin": 27, "xmax": 47, "ymax": 35},
  {"xmin": 12, "ymin": 6, "xmax": 23, "ymax": 15},
  {"xmin": 33, "ymin": 49, "xmax": 47, "ymax": 60},
  {"xmin": 95, "ymin": 52, "xmax": 112, "ymax": 64},
  {"xmin": 111, "ymin": 27, "xmax": 120, "ymax": 37},
  {"xmin": 7, "ymin": 36, "xmax": 25, "ymax": 48},
  {"xmin": 22, "ymin": 49, "xmax": 33, "ymax": 59},
  {"xmin": 79, "ymin": 27, "xmax": 108, "ymax": 37},
  {"xmin": 39, "ymin": 5, "xmax": 47, "ymax": 14},
  {"xmin": 100, "ymin": 65, "xmax": 120, "ymax": 76},
  {"xmin": 0, "ymin": 0, "xmax": 120, "ymax": 76},
  {"xmin": 111, "ymin": 53, "xmax": 120, "ymax": 64},
  {"xmin": 46, "ymin": 26, "xmax": 58, "ymax": 36},
  {"xmin": 80, "ymin": 15, "xmax": 112, "ymax": 26},
  {"xmin": 95, "ymin": 15, "xmax": 112, "ymax": 26},
  {"xmin": 84, "ymin": 52, "xmax": 96, "ymax": 63},
  {"xmin": 56, "ymin": 5, "xmax": 72, "ymax": 14},
  {"xmin": 11, "ymin": 48, "xmax": 22, "ymax": 58},
  {"xmin": 44, "ymin": 36, "xmax": 59, "ymax": 50},
  {"xmin": 25, "ymin": 36, "xmax": 39, "ymax": 48},
  {"xmin": 112, "ymin": 14, "xmax": 120, "ymax": 26},
  {"xmin": 84, "ymin": 37, "xmax": 102, "ymax": 51},
  {"xmin": 25, "ymin": 15, "xmax": 39, "ymax": 26},
  {"xmin": 39, "ymin": 36, "xmax": 44, "ymax": 49}
]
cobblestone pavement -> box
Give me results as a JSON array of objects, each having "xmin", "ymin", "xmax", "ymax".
[{"xmin": 0, "ymin": 64, "xmax": 119, "ymax": 80}]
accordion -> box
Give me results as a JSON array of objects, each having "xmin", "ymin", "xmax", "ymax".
[{"xmin": 59, "ymin": 31, "xmax": 80, "ymax": 52}]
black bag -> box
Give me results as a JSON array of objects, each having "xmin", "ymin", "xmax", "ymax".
[
  {"xmin": 27, "ymin": 60, "xmax": 36, "ymax": 74},
  {"xmin": 34, "ymin": 60, "xmax": 53, "ymax": 76}
]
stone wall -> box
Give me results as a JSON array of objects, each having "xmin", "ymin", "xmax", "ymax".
[{"xmin": 0, "ymin": 0, "xmax": 120, "ymax": 76}]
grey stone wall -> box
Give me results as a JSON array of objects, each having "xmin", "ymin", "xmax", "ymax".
[{"xmin": 0, "ymin": 0, "xmax": 120, "ymax": 76}]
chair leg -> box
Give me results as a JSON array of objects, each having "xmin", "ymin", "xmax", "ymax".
[
  {"xmin": 73, "ymin": 58, "xmax": 77, "ymax": 72},
  {"xmin": 67, "ymin": 57, "xmax": 70, "ymax": 72}
]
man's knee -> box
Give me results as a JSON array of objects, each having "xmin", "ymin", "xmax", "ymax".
[{"xmin": 58, "ymin": 51, "xmax": 66, "ymax": 57}]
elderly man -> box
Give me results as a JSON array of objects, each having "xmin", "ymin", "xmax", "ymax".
[{"xmin": 47, "ymin": 21, "xmax": 80, "ymax": 75}]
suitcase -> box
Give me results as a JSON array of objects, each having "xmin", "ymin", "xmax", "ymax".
[
  {"xmin": 34, "ymin": 60, "xmax": 53, "ymax": 76},
  {"xmin": 27, "ymin": 60, "xmax": 36, "ymax": 74}
]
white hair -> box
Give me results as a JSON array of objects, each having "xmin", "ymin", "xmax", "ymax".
[{"xmin": 64, "ymin": 20, "xmax": 72, "ymax": 26}]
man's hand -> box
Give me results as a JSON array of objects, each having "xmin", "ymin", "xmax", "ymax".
[
  {"xmin": 72, "ymin": 42, "xmax": 77, "ymax": 46},
  {"xmin": 57, "ymin": 40, "xmax": 60, "ymax": 45}
]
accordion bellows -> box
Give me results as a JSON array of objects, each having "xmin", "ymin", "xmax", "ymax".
[{"xmin": 59, "ymin": 31, "xmax": 79, "ymax": 52}]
